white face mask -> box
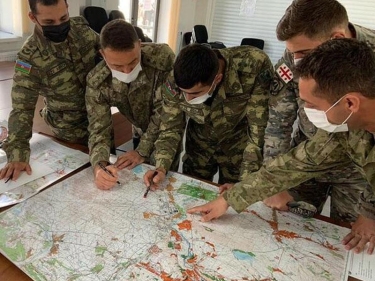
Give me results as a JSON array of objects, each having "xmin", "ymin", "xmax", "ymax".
[
  {"xmin": 184, "ymin": 81, "xmax": 216, "ymax": 105},
  {"xmin": 111, "ymin": 61, "xmax": 142, "ymax": 83},
  {"xmin": 304, "ymin": 95, "xmax": 353, "ymax": 133}
]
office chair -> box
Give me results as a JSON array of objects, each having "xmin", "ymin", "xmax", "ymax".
[
  {"xmin": 133, "ymin": 26, "xmax": 146, "ymax": 42},
  {"xmin": 240, "ymin": 38, "xmax": 265, "ymax": 50},
  {"xmin": 182, "ymin": 32, "xmax": 192, "ymax": 47},
  {"xmin": 192, "ymin": 25, "xmax": 225, "ymax": 49},
  {"xmin": 133, "ymin": 26, "xmax": 152, "ymax": 42},
  {"xmin": 108, "ymin": 10, "xmax": 125, "ymax": 21},
  {"xmin": 83, "ymin": 6, "xmax": 108, "ymax": 34}
]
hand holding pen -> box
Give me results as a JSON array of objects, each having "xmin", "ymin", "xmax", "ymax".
[
  {"xmin": 94, "ymin": 162, "xmax": 120, "ymax": 190},
  {"xmin": 143, "ymin": 168, "xmax": 166, "ymax": 197}
]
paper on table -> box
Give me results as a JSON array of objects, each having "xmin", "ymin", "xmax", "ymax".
[
  {"xmin": 345, "ymin": 249, "xmax": 375, "ymax": 281},
  {"xmin": 0, "ymin": 159, "xmax": 55, "ymax": 193}
]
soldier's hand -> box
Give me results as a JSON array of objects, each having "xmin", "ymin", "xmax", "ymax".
[
  {"xmin": 0, "ymin": 161, "xmax": 32, "ymax": 181},
  {"xmin": 143, "ymin": 168, "xmax": 165, "ymax": 191},
  {"xmin": 94, "ymin": 164, "xmax": 119, "ymax": 190},
  {"xmin": 187, "ymin": 196, "xmax": 229, "ymax": 222},
  {"xmin": 263, "ymin": 190, "xmax": 294, "ymax": 211},
  {"xmin": 219, "ymin": 183, "xmax": 234, "ymax": 194},
  {"xmin": 342, "ymin": 215, "xmax": 375, "ymax": 254},
  {"xmin": 115, "ymin": 150, "xmax": 145, "ymax": 170}
]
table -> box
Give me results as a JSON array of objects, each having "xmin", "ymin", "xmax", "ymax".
[{"xmin": 0, "ymin": 192, "xmax": 359, "ymax": 280}]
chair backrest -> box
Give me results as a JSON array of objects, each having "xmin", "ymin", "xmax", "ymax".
[
  {"xmin": 108, "ymin": 10, "xmax": 125, "ymax": 21},
  {"xmin": 182, "ymin": 32, "xmax": 192, "ymax": 46},
  {"xmin": 83, "ymin": 6, "xmax": 108, "ymax": 34},
  {"xmin": 133, "ymin": 26, "xmax": 146, "ymax": 42},
  {"xmin": 192, "ymin": 25, "xmax": 208, "ymax": 44},
  {"xmin": 240, "ymin": 38, "xmax": 265, "ymax": 50}
]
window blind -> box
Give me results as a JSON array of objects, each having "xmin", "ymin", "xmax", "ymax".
[{"xmin": 209, "ymin": 0, "xmax": 375, "ymax": 64}]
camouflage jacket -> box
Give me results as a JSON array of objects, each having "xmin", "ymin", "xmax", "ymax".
[
  {"xmin": 264, "ymin": 24, "xmax": 375, "ymax": 160},
  {"xmin": 154, "ymin": 46, "xmax": 273, "ymax": 177},
  {"xmin": 3, "ymin": 17, "xmax": 99, "ymax": 162},
  {"xmin": 225, "ymin": 129, "xmax": 375, "ymax": 219},
  {"xmin": 86, "ymin": 44, "xmax": 175, "ymax": 167}
]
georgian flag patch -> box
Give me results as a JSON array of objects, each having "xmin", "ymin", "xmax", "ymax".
[{"xmin": 276, "ymin": 63, "xmax": 293, "ymax": 83}]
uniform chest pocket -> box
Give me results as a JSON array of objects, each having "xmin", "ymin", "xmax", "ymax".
[
  {"xmin": 47, "ymin": 62, "xmax": 75, "ymax": 89},
  {"xmin": 223, "ymin": 93, "xmax": 249, "ymax": 120}
]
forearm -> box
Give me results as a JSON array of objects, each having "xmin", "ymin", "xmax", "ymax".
[
  {"xmin": 86, "ymin": 94, "xmax": 112, "ymax": 167},
  {"xmin": 3, "ymin": 109, "xmax": 34, "ymax": 163},
  {"xmin": 357, "ymin": 192, "xmax": 375, "ymax": 220},
  {"xmin": 239, "ymin": 142, "xmax": 263, "ymax": 180}
]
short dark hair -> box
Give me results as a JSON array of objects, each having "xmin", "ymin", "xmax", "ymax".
[
  {"xmin": 295, "ymin": 38, "xmax": 375, "ymax": 102},
  {"xmin": 174, "ymin": 44, "xmax": 219, "ymax": 89},
  {"xmin": 100, "ymin": 20, "xmax": 139, "ymax": 51},
  {"xmin": 277, "ymin": 0, "xmax": 348, "ymax": 41},
  {"xmin": 28, "ymin": 0, "xmax": 67, "ymax": 14}
]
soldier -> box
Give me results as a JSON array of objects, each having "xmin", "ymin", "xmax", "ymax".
[
  {"xmin": 188, "ymin": 39, "xmax": 375, "ymax": 255},
  {"xmin": 143, "ymin": 44, "xmax": 273, "ymax": 188},
  {"xmin": 0, "ymin": 0, "xmax": 99, "ymax": 181},
  {"xmin": 86, "ymin": 20, "xmax": 180, "ymax": 190},
  {"xmin": 263, "ymin": 0, "xmax": 375, "ymax": 222}
]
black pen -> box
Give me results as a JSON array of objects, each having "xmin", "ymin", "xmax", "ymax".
[
  {"xmin": 98, "ymin": 162, "xmax": 121, "ymax": 185},
  {"xmin": 143, "ymin": 171, "xmax": 158, "ymax": 198},
  {"xmin": 4, "ymin": 172, "xmax": 13, "ymax": 183}
]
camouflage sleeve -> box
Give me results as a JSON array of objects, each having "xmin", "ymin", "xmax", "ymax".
[
  {"xmin": 3, "ymin": 61, "xmax": 42, "ymax": 163},
  {"xmin": 358, "ymin": 192, "xmax": 375, "ymax": 220},
  {"xmin": 240, "ymin": 57, "xmax": 273, "ymax": 180},
  {"xmin": 86, "ymin": 84, "xmax": 112, "ymax": 167},
  {"xmin": 135, "ymin": 71, "xmax": 169, "ymax": 158},
  {"xmin": 263, "ymin": 54, "xmax": 299, "ymax": 161},
  {"xmin": 154, "ymin": 78, "xmax": 186, "ymax": 171},
  {"xmin": 224, "ymin": 130, "xmax": 352, "ymax": 212},
  {"xmin": 136, "ymin": 45, "xmax": 175, "ymax": 158}
]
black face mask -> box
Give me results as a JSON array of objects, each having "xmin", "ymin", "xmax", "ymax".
[{"xmin": 41, "ymin": 20, "xmax": 71, "ymax": 43}]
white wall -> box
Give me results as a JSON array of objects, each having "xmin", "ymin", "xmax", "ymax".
[{"xmin": 157, "ymin": 0, "xmax": 171, "ymax": 44}]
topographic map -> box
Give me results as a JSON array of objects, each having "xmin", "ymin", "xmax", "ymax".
[
  {"xmin": 0, "ymin": 164, "xmax": 350, "ymax": 280},
  {"xmin": 0, "ymin": 133, "xmax": 89, "ymax": 207}
]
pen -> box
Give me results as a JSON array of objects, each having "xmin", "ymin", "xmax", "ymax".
[
  {"xmin": 143, "ymin": 171, "xmax": 158, "ymax": 198},
  {"xmin": 98, "ymin": 162, "xmax": 121, "ymax": 185},
  {"xmin": 4, "ymin": 172, "xmax": 13, "ymax": 183}
]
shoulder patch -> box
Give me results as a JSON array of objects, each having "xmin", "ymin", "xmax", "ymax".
[
  {"xmin": 15, "ymin": 60, "xmax": 32, "ymax": 74},
  {"xmin": 163, "ymin": 80, "xmax": 178, "ymax": 98},
  {"xmin": 271, "ymin": 76, "xmax": 285, "ymax": 95},
  {"xmin": 276, "ymin": 63, "xmax": 293, "ymax": 83}
]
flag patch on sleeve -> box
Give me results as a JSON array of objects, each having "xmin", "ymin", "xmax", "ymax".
[
  {"xmin": 15, "ymin": 60, "xmax": 32, "ymax": 74},
  {"xmin": 276, "ymin": 63, "xmax": 293, "ymax": 83},
  {"xmin": 163, "ymin": 80, "xmax": 178, "ymax": 97}
]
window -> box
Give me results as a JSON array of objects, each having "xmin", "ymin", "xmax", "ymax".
[
  {"xmin": 119, "ymin": 0, "xmax": 160, "ymax": 42},
  {"xmin": 0, "ymin": 0, "xmax": 24, "ymax": 40}
]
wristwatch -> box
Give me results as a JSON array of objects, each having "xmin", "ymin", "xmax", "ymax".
[{"xmin": 287, "ymin": 201, "xmax": 317, "ymax": 218}]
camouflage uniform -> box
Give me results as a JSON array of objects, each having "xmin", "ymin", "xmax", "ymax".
[
  {"xmin": 86, "ymin": 43, "xmax": 181, "ymax": 170},
  {"xmin": 225, "ymin": 129, "xmax": 375, "ymax": 221},
  {"xmin": 264, "ymin": 24, "xmax": 375, "ymax": 221},
  {"xmin": 154, "ymin": 46, "xmax": 273, "ymax": 184},
  {"xmin": 3, "ymin": 17, "xmax": 99, "ymax": 163}
]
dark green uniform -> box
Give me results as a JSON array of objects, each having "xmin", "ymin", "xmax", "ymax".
[
  {"xmin": 86, "ymin": 44, "xmax": 181, "ymax": 169},
  {"xmin": 226, "ymin": 129, "xmax": 375, "ymax": 221},
  {"xmin": 264, "ymin": 24, "xmax": 375, "ymax": 221},
  {"xmin": 155, "ymin": 46, "xmax": 273, "ymax": 184},
  {"xmin": 3, "ymin": 17, "xmax": 99, "ymax": 163}
]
